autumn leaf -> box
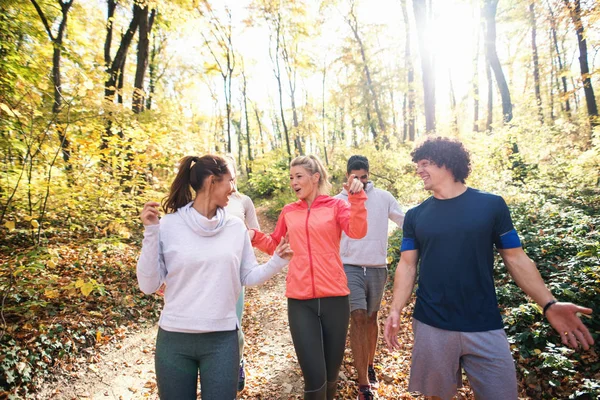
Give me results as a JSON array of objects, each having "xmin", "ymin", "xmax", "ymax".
[
  {"xmin": 4, "ymin": 220, "xmax": 15, "ymax": 231},
  {"xmin": 81, "ymin": 282, "xmax": 94, "ymax": 296},
  {"xmin": 31, "ymin": 220, "xmax": 40, "ymax": 229},
  {"xmin": 44, "ymin": 289, "xmax": 60, "ymax": 299}
]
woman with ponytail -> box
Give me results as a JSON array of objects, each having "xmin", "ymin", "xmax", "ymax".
[
  {"xmin": 250, "ymin": 154, "xmax": 367, "ymax": 400},
  {"xmin": 137, "ymin": 155, "xmax": 293, "ymax": 400}
]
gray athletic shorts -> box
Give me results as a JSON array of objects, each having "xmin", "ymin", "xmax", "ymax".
[
  {"xmin": 409, "ymin": 319, "xmax": 518, "ymax": 400},
  {"xmin": 343, "ymin": 264, "xmax": 387, "ymax": 315}
]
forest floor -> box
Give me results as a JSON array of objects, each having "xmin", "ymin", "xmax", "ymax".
[{"xmin": 36, "ymin": 208, "xmax": 476, "ymax": 400}]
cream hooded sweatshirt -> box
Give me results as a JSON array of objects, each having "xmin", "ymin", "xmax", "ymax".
[{"xmin": 136, "ymin": 203, "xmax": 288, "ymax": 333}]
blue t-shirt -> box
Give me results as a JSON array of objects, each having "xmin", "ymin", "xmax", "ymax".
[{"xmin": 401, "ymin": 188, "xmax": 521, "ymax": 332}]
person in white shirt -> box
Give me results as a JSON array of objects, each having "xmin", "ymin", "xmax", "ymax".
[
  {"xmin": 223, "ymin": 155, "xmax": 260, "ymax": 391},
  {"xmin": 137, "ymin": 154, "xmax": 292, "ymax": 400},
  {"xmin": 335, "ymin": 155, "xmax": 405, "ymax": 400}
]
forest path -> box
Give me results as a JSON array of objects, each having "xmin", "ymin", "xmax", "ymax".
[{"xmin": 37, "ymin": 207, "xmax": 459, "ymax": 399}]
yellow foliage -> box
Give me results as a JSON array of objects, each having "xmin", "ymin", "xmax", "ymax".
[
  {"xmin": 4, "ymin": 220, "xmax": 15, "ymax": 231},
  {"xmin": 31, "ymin": 220, "xmax": 39, "ymax": 228},
  {"xmin": 44, "ymin": 289, "xmax": 60, "ymax": 299},
  {"xmin": 81, "ymin": 282, "xmax": 94, "ymax": 296}
]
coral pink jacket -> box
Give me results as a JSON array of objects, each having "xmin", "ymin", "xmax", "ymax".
[{"xmin": 251, "ymin": 192, "xmax": 367, "ymax": 299}]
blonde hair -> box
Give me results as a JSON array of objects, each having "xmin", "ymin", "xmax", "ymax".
[
  {"xmin": 222, "ymin": 153, "xmax": 242, "ymax": 198},
  {"xmin": 290, "ymin": 155, "xmax": 332, "ymax": 195}
]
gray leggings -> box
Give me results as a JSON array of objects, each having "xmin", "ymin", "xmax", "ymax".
[
  {"xmin": 288, "ymin": 296, "xmax": 350, "ymax": 400},
  {"xmin": 155, "ymin": 327, "xmax": 238, "ymax": 400}
]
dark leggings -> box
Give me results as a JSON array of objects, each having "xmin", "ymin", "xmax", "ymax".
[
  {"xmin": 288, "ymin": 296, "xmax": 350, "ymax": 400},
  {"xmin": 155, "ymin": 327, "xmax": 238, "ymax": 400}
]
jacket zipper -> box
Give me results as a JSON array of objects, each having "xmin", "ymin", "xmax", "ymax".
[{"xmin": 305, "ymin": 206, "xmax": 316, "ymax": 298}]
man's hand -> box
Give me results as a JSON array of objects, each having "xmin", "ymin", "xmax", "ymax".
[
  {"xmin": 384, "ymin": 310, "xmax": 402, "ymax": 350},
  {"xmin": 546, "ymin": 302, "xmax": 594, "ymax": 350},
  {"xmin": 343, "ymin": 174, "xmax": 364, "ymax": 195},
  {"xmin": 140, "ymin": 202, "xmax": 160, "ymax": 226}
]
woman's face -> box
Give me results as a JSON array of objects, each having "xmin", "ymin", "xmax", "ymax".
[
  {"xmin": 211, "ymin": 171, "xmax": 235, "ymax": 208},
  {"xmin": 289, "ymin": 166, "xmax": 319, "ymax": 202}
]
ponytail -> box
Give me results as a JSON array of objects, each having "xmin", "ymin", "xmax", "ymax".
[{"xmin": 162, "ymin": 155, "xmax": 229, "ymax": 213}]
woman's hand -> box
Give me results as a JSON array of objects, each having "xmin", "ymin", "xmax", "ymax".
[
  {"xmin": 343, "ymin": 174, "xmax": 364, "ymax": 195},
  {"xmin": 274, "ymin": 234, "xmax": 293, "ymax": 261},
  {"xmin": 140, "ymin": 202, "xmax": 161, "ymax": 226},
  {"xmin": 248, "ymin": 229, "xmax": 256, "ymax": 241}
]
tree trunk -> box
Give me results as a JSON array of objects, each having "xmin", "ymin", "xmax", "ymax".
[
  {"xmin": 564, "ymin": 0, "xmax": 598, "ymax": 127},
  {"xmin": 133, "ymin": 6, "xmax": 155, "ymax": 114},
  {"xmin": 401, "ymin": 0, "xmax": 416, "ymax": 141},
  {"xmin": 272, "ymin": 13, "xmax": 291, "ymax": 161},
  {"xmin": 253, "ymin": 103, "xmax": 265, "ymax": 154},
  {"xmin": 30, "ymin": 0, "xmax": 74, "ymax": 167},
  {"xmin": 348, "ymin": 3, "xmax": 386, "ymax": 145},
  {"xmin": 486, "ymin": 58, "xmax": 493, "ymax": 131},
  {"xmin": 473, "ymin": 13, "xmax": 480, "ymax": 132},
  {"xmin": 413, "ymin": 0, "xmax": 436, "ymax": 132},
  {"xmin": 321, "ymin": 63, "xmax": 329, "ymax": 165},
  {"xmin": 482, "ymin": 0, "xmax": 512, "ymax": 123},
  {"xmin": 529, "ymin": 1, "xmax": 543, "ymax": 122},
  {"xmin": 241, "ymin": 67, "xmax": 253, "ymax": 173},
  {"xmin": 448, "ymin": 69, "xmax": 459, "ymax": 134},
  {"xmin": 546, "ymin": 1, "xmax": 570, "ymax": 116}
]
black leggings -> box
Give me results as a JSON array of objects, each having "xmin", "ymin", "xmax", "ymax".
[{"xmin": 288, "ymin": 296, "xmax": 350, "ymax": 400}]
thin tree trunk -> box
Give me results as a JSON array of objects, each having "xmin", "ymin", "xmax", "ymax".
[
  {"xmin": 546, "ymin": 0, "xmax": 570, "ymax": 116},
  {"xmin": 30, "ymin": 0, "xmax": 74, "ymax": 167},
  {"xmin": 486, "ymin": 58, "xmax": 493, "ymax": 131},
  {"xmin": 241, "ymin": 67, "xmax": 253, "ymax": 173},
  {"xmin": 413, "ymin": 0, "xmax": 436, "ymax": 132},
  {"xmin": 564, "ymin": 0, "xmax": 598, "ymax": 127},
  {"xmin": 483, "ymin": 0, "xmax": 512, "ymax": 123},
  {"xmin": 272, "ymin": 13, "xmax": 291, "ymax": 161},
  {"xmin": 448, "ymin": 69, "xmax": 459, "ymax": 134},
  {"xmin": 348, "ymin": 3, "xmax": 385, "ymax": 145},
  {"xmin": 253, "ymin": 103, "xmax": 265, "ymax": 154},
  {"xmin": 401, "ymin": 0, "xmax": 415, "ymax": 141},
  {"xmin": 473, "ymin": 21, "xmax": 480, "ymax": 132},
  {"xmin": 133, "ymin": 6, "xmax": 155, "ymax": 114},
  {"xmin": 529, "ymin": 1, "xmax": 543, "ymax": 122},
  {"xmin": 321, "ymin": 62, "xmax": 328, "ymax": 165}
]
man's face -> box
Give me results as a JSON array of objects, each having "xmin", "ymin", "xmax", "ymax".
[
  {"xmin": 347, "ymin": 169, "xmax": 369, "ymax": 190},
  {"xmin": 415, "ymin": 159, "xmax": 452, "ymax": 191}
]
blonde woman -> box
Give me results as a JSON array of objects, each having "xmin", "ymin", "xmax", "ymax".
[{"xmin": 250, "ymin": 155, "xmax": 367, "ymax": 400}]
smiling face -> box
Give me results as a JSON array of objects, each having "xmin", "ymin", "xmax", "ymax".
[
  {"xmin": 347, "ymin": 168, "xmax": 369, "ymax": 190},
  {"xmin": 210, "ymin": 171, "xmax": 235, "ymax": 208},
  {"xmin": 415, "ymin": 159, "xmax": 453, "ymax": 192},
  {"xmin": 289, "ymin": 166, "xmax": 320, "ymax": 202}
]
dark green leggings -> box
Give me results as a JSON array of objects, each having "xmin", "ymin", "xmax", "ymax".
[
  {"xmin": 155, "ymin": 328, "xmax": 238, "ymax": 400},
  {"xmin": 288, "ymin": 296, "xmax": 350, "ymax": 400}
]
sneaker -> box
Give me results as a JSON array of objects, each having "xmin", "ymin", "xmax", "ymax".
[
  {"xmin": 368, "ymin": 365, "xmax": 378, "ymax": 388},
  {"xmin": 237, "ymin": 359, "xmax": 245, "ymax": 391},
  {"xmin": 357, "ymin": 385, "xmax": 376, "ymax": 400}
]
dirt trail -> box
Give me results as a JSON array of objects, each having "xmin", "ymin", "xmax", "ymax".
[{"xmin": 37, "ymin": 207, "xmax": 428, "ymax": 399}]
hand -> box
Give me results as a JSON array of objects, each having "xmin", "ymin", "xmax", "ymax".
[
  {"xmin": 274, "ymin": 234, "xmax": 293, "ymax": 261},
  {"xmin": 343, "ymin": 174, "xmax": 363, "ymax": 195},
  {"xmin": 248, "ymin": 229, "xmax": 256, "ymax": 241},
  {"xmin": 384, "ymin": 310, "xmax": 402, "ymax": 350},
  {"xmin": 546, "ymin": 302, "xmax": 594, "ymax": 350},
  {"xmin": 140, "ymin": 202, "xmax": 161, "ymax": 226}
]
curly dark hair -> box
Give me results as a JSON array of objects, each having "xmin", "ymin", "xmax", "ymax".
[{"xmin": 411, "ymin": 137, "xmax": 471, "ymax": 183}]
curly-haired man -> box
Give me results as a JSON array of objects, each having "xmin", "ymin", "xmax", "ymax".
[{"xmin": 384, "ymin": 137, "xmax": 594, "ymax": 400}]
